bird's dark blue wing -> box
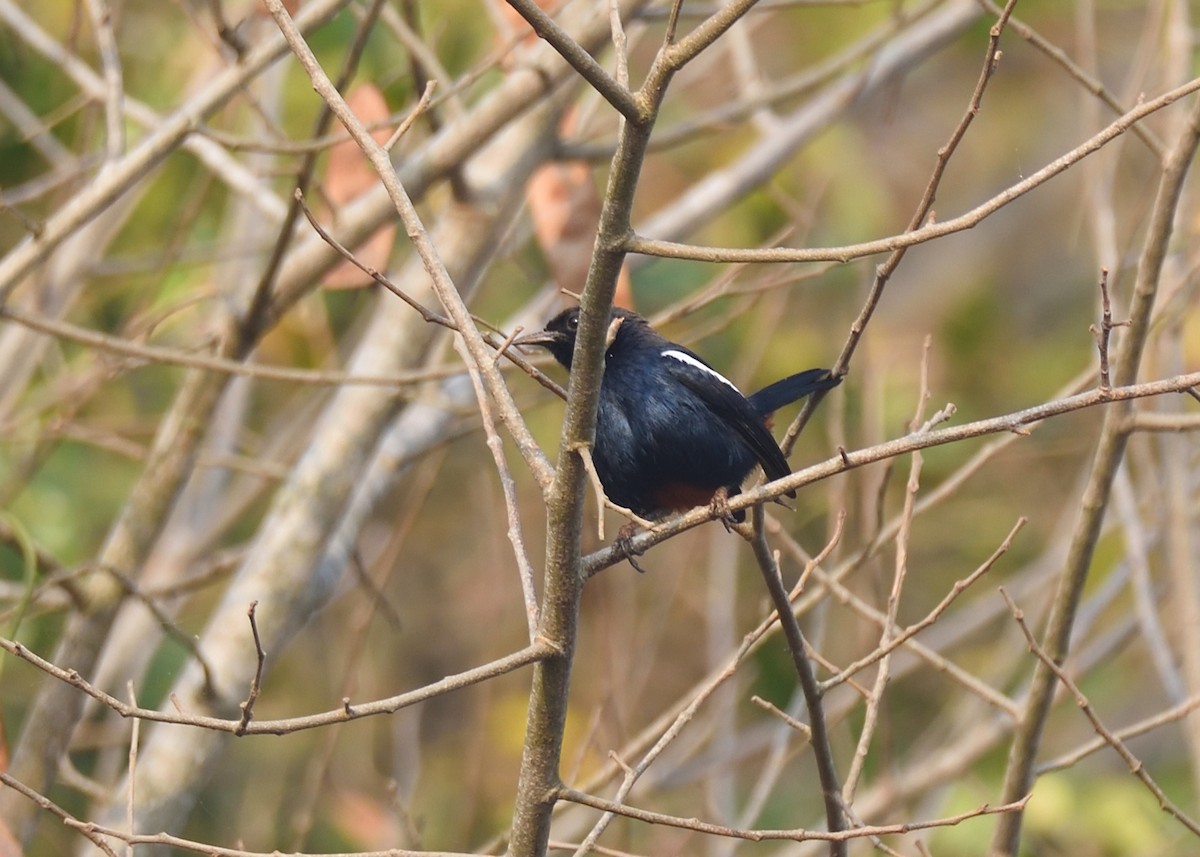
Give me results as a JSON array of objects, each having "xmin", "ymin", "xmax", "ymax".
[{"xmin": 659, "ymin": 348, "xmax": 793, "ymax": 483}]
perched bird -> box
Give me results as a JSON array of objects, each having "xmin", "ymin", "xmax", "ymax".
[{"xmin": 516, "ymin": 306, "xmax": 840, "ymax": 522}]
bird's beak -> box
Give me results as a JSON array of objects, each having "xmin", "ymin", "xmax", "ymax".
[{"xmin": 512, "ymin": 329, "xmax": 566, "ymax": 349}]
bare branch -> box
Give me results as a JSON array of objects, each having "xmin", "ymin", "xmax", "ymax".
[
  {"xmin": 0, "ymin": 635, "xmax": 553, "ymax": 735},
  {"xmin": 557, "ymin": 786, "xmax": 1029, "ymax": 842},
  {"xmin": 624, "ymin": 73, "xmax": 1200, "ymax": 266},
  {"xmin": 234, "ymin": 601, "xmax": 266, "ymax": 735}
]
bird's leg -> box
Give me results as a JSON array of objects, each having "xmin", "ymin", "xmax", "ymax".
[
  {"xmin": 614, "ymin": 521, "xmax": 650, "ymax": 574},
  {"xmin": 709, "ymin": 486, "xmax": 746, "ymax": 530}
]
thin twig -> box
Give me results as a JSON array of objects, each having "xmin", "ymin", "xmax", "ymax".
[
  {"xmin": 557, "ymin": 786, "xmax": 1029, "ymax": 842},
  {"xmin": 975, "ymin": 0, "xmax": 1164, "ymax": 156},
  {"xmin": 125, "ymin": 681, "xmax": 138, "ymax": 857},
  {"xmin": 295, "ymin": 189, "xmax": 452, "ymax": 327},
  {"xmin": 0, "ymin": 635, "xmax": 553, "ymax": 735},
  {"xmin": 385, "ymin": 79, "xmax": 437, "ymax": 151},
  {"xmin": 1089, "ymin": 268, "xmax": 1128, "ymax": 390},
  {"xmin": 820, "ymin": 517, "xmax": 1027, "ymax": 696},
  {"xmin": 0, "ymin": 771, "xmax": 477, "ymax": 857},
  {"xmin": 843, "ymin": 336, "xmax": 933, "ymax": 802},
  {"xmin": 457, "ymin": 339, "xmax": 541, "ymax": 640},
  {"xmin": 0, "ymin": 302, "xmax": 464, "ymax": 388},
  {"xmin": 1038, "ymin": 693, "xmax": 1200, "ymax": 774},
  {"xmin": 0, "ymin": 773, "xmax": 121, "ymax": 857},
  {"xmin": 73, "ymin": 564, "xmax": 221, "ymax": 698},
  {"xmin": 751, "ymin": 695, "xmax": 813, "ymax": 739},
  {"xmin": 1112, "ymin": 467, "xmax": 1184, "ymax": 700},
  {"xmin": 1127, "ymin": 411, "xmax": 1200, "ymax": 431},
  {"xmin": 566, "ymin": 519, "xmax": 845, "ymax": 857},
  {"xmin": 234, "ymin": 601, "xmax": 266, "ymax": 735},
  {"xmin": 83, "ymin": 0, "xmax": 125, "ymax": 162},
  {"xmin": 574, "ymin": 443, "xmax": 610, "ymax": 541},
  {"xmin": 571, "ymin": 443, "xmax": 659, "ymax": 541}
]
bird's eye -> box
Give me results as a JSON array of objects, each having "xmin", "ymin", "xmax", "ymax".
[{"xmin": 568, "ymin": 315, "xmax": 579, "ymax": 330}]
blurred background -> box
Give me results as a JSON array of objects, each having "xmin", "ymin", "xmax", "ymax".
[{"xmin": 1, "ymin": 0, "xmax": 1199, "ymax": 854}]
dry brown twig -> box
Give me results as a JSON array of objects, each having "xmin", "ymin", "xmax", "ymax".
[
  {"xmin": 556, "ymin": 785, "xmax": 1029, "ymax": 843},
  {"xmin": 570, "ymin": 442, "xmax": 659, "ymax": 542},
  {"xmin": 234, "ymin": 600, "xmax": 266, "ymax": 735},
  {"xmin": 1038, "ymin": 693, "xmax": 1200, "ymax": 775},
  {"xmin": 0, "ymin": 302, "xmax": 483, "ymax": 389},
  {"xmin": 0, "ymin": 634, "xmax": 553, "ymax": 735},
  {"xmin": 456, "ymin": 336, "xmax": 541, "ymax": 640},
  {"xmin": 1090, "ymin": 268, "xmax": 1130, "ymax": 390}
]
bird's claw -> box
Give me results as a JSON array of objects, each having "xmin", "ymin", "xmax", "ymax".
[
  {"xmin": 709, "ymin": 487, "xmax": 745, "ymax": 531},
  {"xmin": 615, "ymin": 521, "xmax": 649, "ymax": 574}
]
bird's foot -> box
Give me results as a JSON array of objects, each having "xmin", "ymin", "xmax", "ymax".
[
  {"xmin": 709, "ymin": 486, "xmax": 746, "ymax": 531},
  {"xmin": 615, "ymin": 521, "xmax": 649, "ymax": 574}
]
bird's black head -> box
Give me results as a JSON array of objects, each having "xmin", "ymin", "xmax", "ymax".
[{"xmin": 515, "ymin": 306, "xmax": 652, "ymax": 370}]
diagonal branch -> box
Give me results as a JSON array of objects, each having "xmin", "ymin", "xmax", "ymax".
[
  {"xmin": 583, "ymin": 371, "xmax": 1200, "ymax": 576},
  {"xmin": 750, "ymin": 510, "xmax": 846, "ymax": 854},
  {"xmin": 504, "ymin": 0, "xmax": 645, "ymax": 123}
]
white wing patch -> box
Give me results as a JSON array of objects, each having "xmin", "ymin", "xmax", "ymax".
[{"xmin": 662, "ymin": 349, "xmax": 740, "ymax": 392}]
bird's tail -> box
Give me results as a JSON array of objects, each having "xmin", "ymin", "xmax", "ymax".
[{"xmin": 748, "ymin": 368, "xmax": 841, "ymax": 418}]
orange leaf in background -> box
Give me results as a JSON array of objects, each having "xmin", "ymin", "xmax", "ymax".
[
  {"xmin": 328, "ymin": 788, "xmax": 406, "ymax": 851},
  {"xmin": 0, "ymin": 733, "xmax": 19, "ymax": 857},
  {"xmin": 249, "ymin": 0, "xmax": 299, "ymax": 19},
  {"xmin": 0, "ymin": 819, "xmax": 20, "ymax": 857},
  {"xmin": 492, "ymin": 0, "xmax": 555, "ymax": 48},
  {"xmin": 527, "ymin": 109, "xmax": 633, "ymax": 309},
  {"xmin": 489, "ymin": 8, "xmax": 633, "ymax": 307},
  {"xmin": 323, "ymin": 84, "xmax": 397, "ymax": 289}
]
